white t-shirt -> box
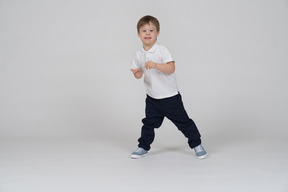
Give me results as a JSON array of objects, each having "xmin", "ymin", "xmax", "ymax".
[{"xmin": 131, "ymin": 43, "xmax": 178, "ymax": 99}]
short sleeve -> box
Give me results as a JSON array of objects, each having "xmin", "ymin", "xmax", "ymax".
[
  {"xmin": 130, "ymin": 53, "xmax": 139, "ymax": 69},
  {"xmin": 160, "ymin": 46, "xmax": 174, "ymax": 63}
]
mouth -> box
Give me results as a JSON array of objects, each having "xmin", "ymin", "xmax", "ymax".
[{"xmin": 144, "ymin": 37, "xmax": 152, "ymax": 40}]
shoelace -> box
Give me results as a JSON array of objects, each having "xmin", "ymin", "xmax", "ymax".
[
  {"xmin": 195, "ymin": 145, "xmax": 204, "ymax": 153},
  {"xmin": 135, "ymin": 148, "xmax": 144, "ymax": 153}
]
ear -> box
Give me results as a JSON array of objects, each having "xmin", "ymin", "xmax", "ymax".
[
  {"xmin": 157, "ymin": 31, "xmax": 160, "ymax": 36},
  {"xmin": 137, "ymin": 32, "xmax": 140, "ymax": 37}
]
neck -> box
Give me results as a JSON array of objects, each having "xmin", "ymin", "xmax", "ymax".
[
  {"xmin": 143, "ymin": 41, "xmax": 157, "ymax": 51},
  {"xmin": 143, "ymin": 45, "xmax": 152, "ymax": 51}
]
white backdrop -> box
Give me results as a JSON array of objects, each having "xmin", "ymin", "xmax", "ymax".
[{"xmin": 0, "ymin": 0, "xmax": 287, "ymax": 141}]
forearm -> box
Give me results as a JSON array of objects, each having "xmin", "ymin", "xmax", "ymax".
[{"xmin": 154, "ymin": 61, "xmax": 175, "ymax": 74}]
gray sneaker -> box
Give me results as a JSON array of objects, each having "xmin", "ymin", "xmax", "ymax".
[
  {"xmin": 194, "ymin": 144, "xmax": 207, "ymax": 159},
  {"xmin": 130, "ymin": 147, "xmax": 148, "ymax": 159}
]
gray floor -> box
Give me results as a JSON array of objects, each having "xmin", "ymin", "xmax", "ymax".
[{"xmin": 0, "ymin": 131, "xmax": 287, "ymax": 192}]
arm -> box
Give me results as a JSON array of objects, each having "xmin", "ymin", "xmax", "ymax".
[
  {"xmin": 130, "ymin": 68, "xmax": 143, "ymax": 79},
  {"xmin": 145, "ymin": 61, "xmax": 175, "ymax": 74}
]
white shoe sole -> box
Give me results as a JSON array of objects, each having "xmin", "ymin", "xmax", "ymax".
[
  {"xmin": 130, "ymin": 153, "xmax": 147, "ymax": 159},
  {"xmin": 196, "ymin": 154, "xmax": 207, "ymax": 159}
]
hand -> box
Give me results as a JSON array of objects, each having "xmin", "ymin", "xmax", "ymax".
[
  {"xmin": 145, "ymin": 60, "xmax": 156, "ymax": 70},
  {"xmin": 130, "ymin": 68, "xmax": 143, "ymax": 79},
  {"xmin": 130, "ymin": 68, "xmax": 141, "ymax": 74}
]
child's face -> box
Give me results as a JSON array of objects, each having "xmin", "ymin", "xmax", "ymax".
[{"xmin": 138, "ymin": 22, "xmax": 159, "ymax": 49}]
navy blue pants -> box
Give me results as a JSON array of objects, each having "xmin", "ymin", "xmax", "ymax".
[{"xmin": 138, "ymin": 93, "xmax": 202, "ymax": 151}]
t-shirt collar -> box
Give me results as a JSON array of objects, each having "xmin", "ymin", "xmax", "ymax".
[{"xmin": 142, "ymin": 42, "xmax": 158, "ymax": 53}]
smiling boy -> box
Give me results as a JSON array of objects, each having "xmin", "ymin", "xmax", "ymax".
[{"xmin": 130, "ymin": 15, "xmax": 207, "ymax": 159}]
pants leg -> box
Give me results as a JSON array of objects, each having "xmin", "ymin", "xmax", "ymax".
[
  {"xmin": 138, "ymin": 95, "xmax": 164, "ymax": 151},
  {"xmin": 163, "ymin": 94, "xmax": 202, "ymax": 149}
]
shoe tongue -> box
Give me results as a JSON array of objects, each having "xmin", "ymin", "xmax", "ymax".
[
  {"xmin": 195, "ymin": 146, "xmax": 203, "ymax": 152},
  {"xmin": 136, "ymin": 148, "xmax": 143, "ymax": 152}
]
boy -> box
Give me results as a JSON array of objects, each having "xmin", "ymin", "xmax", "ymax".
[{"xmin": 130, "ymin": 15, "xmax": 207, "ymax": 159}]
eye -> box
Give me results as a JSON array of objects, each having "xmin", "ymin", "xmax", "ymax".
[
  {"xmin": 150, "ymin": 30, "xmax": 154, "ymax": 32},
  {"xmin": 142, "ymin": 30, "xmax": 146, "ymax": 33}
]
